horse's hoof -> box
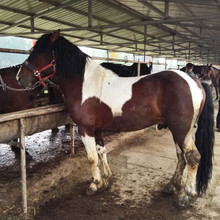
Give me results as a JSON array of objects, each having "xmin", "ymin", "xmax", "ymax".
[
  {"xmin": 85, "ymin": 187, "xmax": 97, "ymax": 196},
  {"xmin": 173, "ymin": 195, "xmax": 190, "ymax": 209},
  {"xmin": 97, "ymin": 182, "xmax": 109, "ymax": 193},
  {"xmin": 162, "ymin": 185, "xmax": 175, "ymax": 196}
]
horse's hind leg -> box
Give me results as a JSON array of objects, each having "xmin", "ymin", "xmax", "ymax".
[
  {"xmin": 163, "ymin": 144, "xmax": 186, "ymax": 195},
  {"xmin": 95, "ymin": 130, "xmax": 112, "ymax": 179},
  {"xmin": 215, "ymin": 87, "xmax": 219, "ymax": 100},
  {"xmin": 177, "ymin": 137, "xmax": 200, "ymax": 208}
]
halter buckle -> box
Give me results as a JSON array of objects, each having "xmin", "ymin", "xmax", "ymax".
[{"xmin": 34, "ymin": 71, "xmax": 40, "ymax": 77}]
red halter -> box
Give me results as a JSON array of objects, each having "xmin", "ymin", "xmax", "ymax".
[{"xmin": 25, "ymin": 57, "xmax": 56, "ymax": 87}]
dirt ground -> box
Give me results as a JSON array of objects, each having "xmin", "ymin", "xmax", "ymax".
[{"xmin": 0, "ymin": 104, "xmax": 220, "ymax": 220}]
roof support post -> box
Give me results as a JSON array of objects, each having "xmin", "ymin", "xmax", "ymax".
[
  {"xmin": 207, "ymin": 49, "xmax": 210, "ymax": 64},
  {"xmin": 30, "ymin": 17, "xmax": 34, "ymax": 33},
  {"xmin": 144, "ymin": 25, "xmax": 147, "ymax": 61},
  {"xmin": 88, "ymin": 0, "xmax": 93, "ymax": 28},
  {"xmin": 165, "ymin": 1, "xmax": 169, "ymax": 18},
  {"xmin": 100, "ymin": 33, "xmax": 103, "ymax": 45},
  {"xmin": 188, "ymin": 42, "xmax": 191, "ymax": 62}
]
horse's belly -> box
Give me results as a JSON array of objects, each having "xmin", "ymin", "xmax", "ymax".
[{"xmin": 104, "ymin": 115, "xmax": 157, "ymax": 132}]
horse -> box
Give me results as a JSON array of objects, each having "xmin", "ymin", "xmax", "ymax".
[
  {"xmin": 101, "ymin": 62, "xmax": 152, "ymax": 77},
  {"xmin": 201, "ymin": 65, "xmax": 220, "ymax": 100},
  {"xmin": 0, "ymin": 65, "xmax": 64, "ymax": 152},
  {"xmin": 100, "ymin": 63, "xmax": 133, "ymax": 77},
  {"xmin": 130, "ymin": 62, "xmax": 152, "ymax": 76},
  {"xmin": 180, "ymin": 65, "xmax": 204, "ymax": 78},
  {"xmin": 17, "ymin": 31, "xmax": 214, "ymax": 208},
  {"xmin": 0, "ymin": 65, "xmax": 43, "ymax": 113}
]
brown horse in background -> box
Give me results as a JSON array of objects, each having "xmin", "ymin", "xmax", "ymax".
[
  {"xmin": 0, "ymin": 65, "xmax": 64, "ymax": 153},
  {"xmin": 0, "ymin": 65, "xmax": 42, "ymax": 113},
  {"xmin": 200, "ymin": 65, "xmax": 220, "ymax": 100}
]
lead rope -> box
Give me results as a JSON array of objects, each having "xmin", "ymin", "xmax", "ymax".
[
  {"xmin": 0, "ymin": 76, "xmax": 42, "ymax": 92},
  {"xmin": 46, "ymin": 79, "xmax": 66, "ymax": 102}
]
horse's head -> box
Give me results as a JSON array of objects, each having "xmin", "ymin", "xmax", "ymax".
[
  {"xmin": 200, "ymin": 65, "xmax": 209, "ymax": 78},
  {"xmin": 207, "ymin": 65, "xmax": 214, "ymax": 77},
  {"xmin": 17, "ymin": 30, "xmax": 60, "ymax": 88}
]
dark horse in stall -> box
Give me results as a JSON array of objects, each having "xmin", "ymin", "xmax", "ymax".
[
  {"xmin": 0, "ymin": 65, "xmax": 64, "ymax": 152},
  {"xmin": 101, "ymin": 62, "xmax": 152, "ymax": 77},
  {"xmin": 0, "ymin": 65, "xmax": 43, "ymax": 154},
  {"xmin": 0, "ymin": 65, "xmax": 42, "ymax": 113},
  {"xmin": 200, "ymin": 65, "xmax": 220, "ymax": 100},
  {"xmin": 17, "ymin": 31, "xmax": 214, "ymax": 208},
  {"xmin": 180, "ymin": 65, "xmax": 204, "ymax": 78}
]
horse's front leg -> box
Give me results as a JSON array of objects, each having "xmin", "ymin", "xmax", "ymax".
[
  {"xmin": 95, "ymin": 130, "xmax": 112, "ymax": 179},
  {"xmin": 78, "ymin": 127, "xmax": 103, "ymax": 196}
]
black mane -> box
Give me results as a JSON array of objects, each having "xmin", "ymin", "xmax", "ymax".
[{"xmin": 32, "ymin": 33, "xmax": 89, "ymax": 80}]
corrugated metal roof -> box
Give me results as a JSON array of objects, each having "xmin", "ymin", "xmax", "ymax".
[{"xmin": 0, "ymin": 0, "xmax": 220, "ymax": 64}]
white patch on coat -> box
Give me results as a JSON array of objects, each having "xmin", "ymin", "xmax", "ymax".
[
  {"xmin": 172, "ymin": 70, "xmax": 203, "ymax": 119},
  {"xmin": 81, "ymin": 58, "xmax": 145, "ymax": 116},
  {"xmin": 171, "ymin": 70, "xmax": 204, "ymax": 145}
]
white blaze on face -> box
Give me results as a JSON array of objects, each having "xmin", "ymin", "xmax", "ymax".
[{"xmin": 81, "ymin": 58, "xmax": 146, "ymax": 116}]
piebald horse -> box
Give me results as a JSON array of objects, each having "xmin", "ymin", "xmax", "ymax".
[{"xmin": 17, "ymin": 31, "xmax": 214, "ymax": 208}]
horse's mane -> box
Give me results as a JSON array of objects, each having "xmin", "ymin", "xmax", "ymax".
[
  {"xmin": 32, "ymin": 33, "xmax": 89, "ymax": 80},
  {"xmin": 53, "ymin": 35, "xmax": 89, "ymax": 80}
]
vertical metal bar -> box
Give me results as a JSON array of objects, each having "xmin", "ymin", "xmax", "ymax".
[
  {"xmin": 137, "ymin": 62, "xmax": 141, "ymax": 76},
  {"xmin": 88, "ymin": 0, "xmax": 92, "ymax": 28},
  {"xmin": 20, "ymin": 118, "xmax": 27, "ymax": 214},
  {"xmin": 70, "ymin": 123, "xmax": 75, "ymax": 155},
  {"xmin": 30, "ymin": 17, "xmax": 34, "ymax": 33},
  {"xmin": 207, "ymin": 49, "xmax": 210, "ymax": 64},
  {"xmin": 188, "ymin": 42, "xmax": 191, "ymax": 62},
  {"xmin": 107, "ymin": 50, "xmax": 109, "ymax": 61},
  {"xmin": 144, "ymin": 25, "xmax": 147, "ymax": 62},
  {"xmin": 100, "ymin": 33, "xmax": 103, "ymax": 45},
  {"xmin": 172, "ymin": 35, "xmax": 175, "ymax": 51},
  {"xmin": 165, "ymin": 1, "xmax": 169, "ymax": 18}
]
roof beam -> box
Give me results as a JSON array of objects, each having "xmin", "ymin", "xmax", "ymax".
[
  {"xmin": 0, "ymin": 0, "xmax": 76, "ymax": 32},
  {"xmin": 68, "ymin": 13, "xmax": 220, "ymax": 30},
  {"xmin": 138, "ymin": 0, "xmax": 200, "ymax": 40},
  {"xmin": 140, "ymin": 0, "xmax": 220, "ymax": 7}
]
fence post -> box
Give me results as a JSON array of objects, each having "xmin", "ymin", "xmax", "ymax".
[
  {"xmin": 20, "ymin": 118, "xmax": 27, "ymax": 213},
  {"xmin": 70, "ymin": 123, "xmax": 75, "ymax": 155}
]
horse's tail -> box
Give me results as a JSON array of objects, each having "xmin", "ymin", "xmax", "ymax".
[{"xmin": 195, "ymin": 83, "xmax": 214, "ymax": 195}]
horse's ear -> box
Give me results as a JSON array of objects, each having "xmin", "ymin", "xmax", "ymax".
[{"xmin": 50, "ymin": 30, "xmax": 60, "ymax": 44}]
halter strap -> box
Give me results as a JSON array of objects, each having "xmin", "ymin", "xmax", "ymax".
[
  {"xmin": 24, "ymin": 56, "xmax": 56, "ymax": 87},
  {"xmin": 0, "ymin": 74, "xmax": 6, "ymax": 91}
]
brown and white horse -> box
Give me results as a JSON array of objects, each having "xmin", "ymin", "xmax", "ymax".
[{"xmin": 16, "ymin": 31, "xmax": 214, "ymax": 208}]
